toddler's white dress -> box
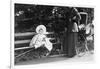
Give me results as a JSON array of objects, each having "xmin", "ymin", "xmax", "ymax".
[{"xmin": 30, "ymin": 34, "xmax": 52, "ymax": 51}]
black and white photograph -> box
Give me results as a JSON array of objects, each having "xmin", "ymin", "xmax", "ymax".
[{"xmin": 14, "ymin": 3, "xmax": 94, "ymax": 66}]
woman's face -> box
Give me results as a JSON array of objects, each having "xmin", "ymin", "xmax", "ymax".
[{"xmin": 39, "ymin": 29, "xmax": 44, "ymax": 34}]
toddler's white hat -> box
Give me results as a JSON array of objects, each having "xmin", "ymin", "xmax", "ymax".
[{"xmin": 36, "ymin": 25, "xmax": 46, "ymax": 34}]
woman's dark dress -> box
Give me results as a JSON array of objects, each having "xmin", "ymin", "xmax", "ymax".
[
  {"xmin": 63, "ymin": 7, "xmax": 80, "ymax": 57},
  {"xmin": 63, "ymin": 24, "xmax": 77, "ymax": 57}
]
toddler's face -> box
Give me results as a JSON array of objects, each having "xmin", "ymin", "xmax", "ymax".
[{"xmin": 39, "ymin": 29, "xmax": 43, "ymax": 34}]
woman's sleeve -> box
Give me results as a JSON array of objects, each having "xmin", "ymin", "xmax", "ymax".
[{"xmin": 72, "ymin": 22, "xmax": 79, "ymax": 32}]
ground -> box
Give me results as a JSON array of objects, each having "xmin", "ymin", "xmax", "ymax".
[{"xmin": 15, "ymin": 52, "xmax": 94, "ymax": 65}]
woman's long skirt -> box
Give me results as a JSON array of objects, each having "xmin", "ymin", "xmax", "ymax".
[{"xmin": 63, "ymin": 32, "xmax": 78, "ymax": 57}]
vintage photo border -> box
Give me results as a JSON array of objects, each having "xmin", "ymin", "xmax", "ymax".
[{"xmin": 10, "ymin": 0, "xmax": 95, "ymax": 69}]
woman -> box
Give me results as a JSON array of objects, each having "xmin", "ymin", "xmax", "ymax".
[
  {"xmin": 63, "ymin": 7, "xmax": 80, "ymax": 57},
  {"xmin": 29, "ymin": 25, "xmax": 53, "ymax": 57}
]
